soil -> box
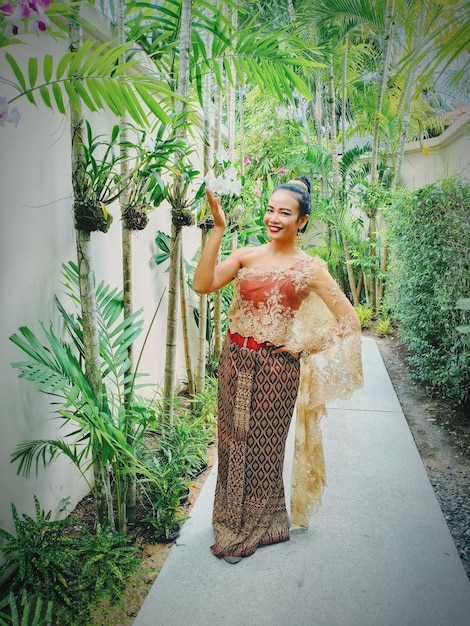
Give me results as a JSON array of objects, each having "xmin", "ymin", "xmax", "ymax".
[{"xmin": 83, "ymin": 330, "xmax": 469, "ymax": 625}]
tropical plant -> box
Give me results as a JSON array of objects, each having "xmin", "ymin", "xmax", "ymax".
[
  {"xmin": 355, "ymin": 303, "xmax": 373, "ymax": 329},
  {"xmin": 0, "ymin": 496, "xmax": 142, "ymax": 626},
  {"xmin": 0, "ymin": 590, "xmax": 54, "ymax": 626},
  {"xmin": 375, "ymin": 316, "xmax": 393, "ymax": 336},
  {"xmin": 0, "ymin": 1, "xmax": 175, "ymax": 126},
  {"xmin": 9, "ymin": 262, "xmax": 161, "ymax": 533},
  {"xmin": 72, "ymin": 120, "xmax": 123, "ymax": 233}
]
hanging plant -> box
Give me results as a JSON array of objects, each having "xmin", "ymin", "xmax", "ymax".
[
  {"xmin": 122, "ymin": 204, "xmax": 150, "ymax": 230},
  {"xmin": 171, "ymin": 204, "xmax": 194, "ymax": 228},
  {"xmin": 166, "ymin": 162, "xmax": 205, "ymax": 230},
  {"xmin": 72, "ymin": 121, "xmax": 123, "ymax": 233},
  {"xmin": 74, "ymin": 199, "xmax": 113, "ymax": 233}
]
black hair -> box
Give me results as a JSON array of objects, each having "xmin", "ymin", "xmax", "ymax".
[{"xmin": 276, "ymin": 176, "xmax": 312, "ymax": 232}]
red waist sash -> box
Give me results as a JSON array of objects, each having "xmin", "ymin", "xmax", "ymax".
[{"xmin": 228, "ymin": 330, "xmax": 268, "ymax": 350}]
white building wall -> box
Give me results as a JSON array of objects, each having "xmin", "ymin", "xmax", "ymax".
[
  {"xmin": 0, "ymin": 33, "xmax": 202, "ymax": 538},
  {"xmin": 398, "ymin": 109, "xmax": 470, "ymax": 189}
]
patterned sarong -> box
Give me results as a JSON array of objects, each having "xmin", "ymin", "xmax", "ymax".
[{"xmin": 211, "ymin": 338, "xmax": 300, "ymax": 558}]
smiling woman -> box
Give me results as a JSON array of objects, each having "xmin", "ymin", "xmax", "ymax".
[{"xmin": 193, "ymin": 177, "xmax": 363, "ymax": 564}]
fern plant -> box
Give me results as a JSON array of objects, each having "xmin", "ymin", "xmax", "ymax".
[{"xmin": 0, "ymin": 497, "xmax": 142, "ymax": 625}]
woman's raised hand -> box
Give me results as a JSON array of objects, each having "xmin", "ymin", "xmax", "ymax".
[{"xmin": 205, "ymin": 187, "xmax": 226, "ymax": 230}]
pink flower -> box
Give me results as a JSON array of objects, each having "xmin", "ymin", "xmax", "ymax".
[
  {"xmin": 254, "ymin": 189, "xmax": 261, "ymax": 197},
  {"xmin": 1, "ymin": 0, "xmax": 50, "ymax": 35},
  {"xmin": 278, "ymin": 167, "xmax": 287, "ymax": 174},
  {"xmin": 243, "ymin": 157, "xmax": 252, "ymax": 165}
]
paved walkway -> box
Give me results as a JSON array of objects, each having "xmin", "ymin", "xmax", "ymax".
[{"xmin": 134, "ymin": 338, "xmax": 470, "ymax": 626}]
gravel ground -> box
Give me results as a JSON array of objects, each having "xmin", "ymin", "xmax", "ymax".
[
  {"xmin": 428, "ymin": 467, "xmax": 470, "ymax": 577},
  {"xmin": 374, "ymin": 333, "xmax": 470, "ymax": 580}
]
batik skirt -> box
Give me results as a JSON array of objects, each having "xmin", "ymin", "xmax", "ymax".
[{"xmin": 211, "ymin": 337, "xmax": 301, "ymax": 559}]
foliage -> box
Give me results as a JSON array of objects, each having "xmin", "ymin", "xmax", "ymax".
[
  {"xmin": 0, "ymin": 590, "xmax": 54, "ymax": 626},
  {"xmin": 126, "ymin": 0, "xmax": 320, "ymax": 107},
  {"xmin": 137, "ymin": 376, "xmax": 218, "ymax": 540},
  {"xmin": 456, "ymin": 298, "xmax": 470, "ymax": 334},
  {"xmin": 73, "ymin": 120, "xmax": 122, "ymax": 232},
  {"xmin": 121, "ymin": 122, "xmax": 188, "ymax": 230},
  {"xmin": 355, "ymin": 303, "xmax": 373, "ymax": 329},
  {"xmin": 386, "ymin": 178, "xmax": 470, "ymax": 404},
  {"xmin": 0, "ymin": 497, "xmax": 142, "ymax": 626},
  {"xmin": 9, "ymin": 262, "xmax": 160, "ymax": 533},
  {"xmin": 375, "ymin": 316, "xmax": 393, "ymax": 336}
]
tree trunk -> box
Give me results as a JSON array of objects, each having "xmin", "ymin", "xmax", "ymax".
[
  {"xmin": 393, "ymin": 6, "xmax": 426, "ymax": 190},
  {"xmin": 212, "ymin": 61, "xmax": 223, "ymax": 361},
  {"xmin": 163, "ymin": 222, "xmax": 182, "ymax": 417},
  {"xmin": 70, "ymin": 0, "xmax": 114, "ymax": 530},
  {"xmin": 180, "ymin": 251, "xmax": 195, "ymax": 396},
  {"xmin": 197, "ymin": 231, "xmax": 209, "ymax": 393},
  {"xmin": 163, "ymin": 0, "xmax": 192, "ymax": 418},
  {"xmin": 341, "ymin": 34, "xmax": 348, "ymax": 158},
  {"xmin": 368, "ymin": 0, "xmax": 396, "ymax": 312},
  {"xmin": 328, "ymin": 54, "xmax": 357, "ymax": 303},
  {"xmin": 116, "ymin": 0, "xmax": 136, "ymax": 531}
]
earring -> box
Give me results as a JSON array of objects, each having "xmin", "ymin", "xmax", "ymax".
[{"xmin": 296, "ymin": 230, "xmax": 303, "ymax": 248}]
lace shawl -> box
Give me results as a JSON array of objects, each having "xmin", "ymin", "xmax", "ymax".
[{"xmin": 228, "ymin": 257, "xmax": 363, "ymax": 527}]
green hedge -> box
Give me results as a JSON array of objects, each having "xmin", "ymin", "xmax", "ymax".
[{"xmin": 386, "ymin": 178, "xmax": 470, "ymax": 404}]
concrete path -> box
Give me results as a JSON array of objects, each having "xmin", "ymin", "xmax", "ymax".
[{"xmin": 133, "ymin": 338, "xmax": 470, "ymax": 626}]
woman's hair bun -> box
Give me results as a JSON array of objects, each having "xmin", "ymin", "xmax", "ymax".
[
  {"xmin": 287, "ymin": 176, "xmax": 311, "ymax": 194},
  {"xmin": 295, "ymin": 176, "xmax": 311, "ymax": 194}
]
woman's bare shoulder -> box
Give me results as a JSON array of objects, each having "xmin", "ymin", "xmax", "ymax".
[{"xmin": 237, "ymin": 245, "xmax": 269, "ymax": 267}]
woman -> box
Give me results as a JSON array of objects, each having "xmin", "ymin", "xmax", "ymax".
[{"xmin": 193, "ymin": 177, "xmax": 363, "ymax": 564}]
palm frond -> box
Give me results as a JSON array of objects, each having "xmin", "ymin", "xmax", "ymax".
[{"xmin": 2, "ymin": 42, "xmax": 174, "ymax": 126}]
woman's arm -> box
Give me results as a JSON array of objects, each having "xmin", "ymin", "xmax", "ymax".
[
  {"xmin": 311, "ymin": 260, "xmax": 360, "ymax": 333},
  {"xmin": 193, "ymin": 188, "xmax": 242, "ymax": 294}
]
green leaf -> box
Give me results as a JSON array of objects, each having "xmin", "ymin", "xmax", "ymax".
[
  {"xmin": 63, "ymin": 80, "xmax": 81, "ymax": 113},
  {"xmin": 43, "ymin": 54, "xmax": 53, "ymax": 83},
  {"xmin": 85, "ymin": 77, "xmax": 104, "ymax": 109},
  {"xmin": 5, "ymin": 53, "xmax": 26, "ymax": 90},
  {"xmin": 52, "ymin": 83, "xmax": 66, "ymax": 114},
  {"xmin": 28, "ymin": 57, "xmax": 39, "ymax": 89},
  {"xmin": 80, "ymin": 41, "xmax": 113, "ymax": 76},
  {"xmin": 71, "ymin": 78, "xmax": 97, "ymax": 112},
  {"xmin": 56, "ymin": 51, "xmax": 73, "ymax": 80},
  {"xmin": 39, "ymin": 85, "xmax": 52, "ymax": 109},
  {"xmin": 117, "ymin": 81, "xmax": 146, "ymax": 126},
  {"xmin": 134, "ymin": 83, "xmax": 171, "ymax": 124},
  {"xmin": 68, "ymin": 40, "xmax": 96, "ymax": 78}
]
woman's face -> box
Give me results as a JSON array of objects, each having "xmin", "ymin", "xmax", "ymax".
[{"xmin": 263, "ymin": 189, "xmax": 308, "ymax": 241}]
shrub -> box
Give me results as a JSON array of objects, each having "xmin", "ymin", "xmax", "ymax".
[
  {"xmin": 0, "ymin": 497, "xmax": 142, "ymax": 626},
  {"xmin": 355, "ymin": 303, "xmax": 373, "ymax": 329},
  {"xmin": 375, "ymin": 317, "xmax": 393, "ymax": 336},
  {"xmin": 386, "ymin": 178, "xmax": 470, "ymax": 403}
]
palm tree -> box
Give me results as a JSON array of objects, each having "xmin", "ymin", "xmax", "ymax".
[
  {"xmin": 69, "ymin": 0, "xmax": 114, "ymax": 530},
  {"xmin": 162, "ymin": 0, "xmax": 193, "ymax": 419}
]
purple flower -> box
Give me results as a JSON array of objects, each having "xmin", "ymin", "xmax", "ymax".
[
  {"xmin": 243, "ymin": 157, "xmax": 252, "ymax": 165},
  {"xmin": 1, "ymin": 0, "xmax": 50, "ymax": 35},
  {"xmin": 0, "ymin": 96, "xmax": 9, "ymax": 125},
  {"xmin": 0, "ymin": 96, "xmax": 21, "ymax": 127},
  {"xmin": 278, "ymin": 167, "xmax": 287, "ymax": 174}
]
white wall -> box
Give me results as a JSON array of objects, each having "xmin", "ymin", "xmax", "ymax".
[
  {"xmin": 398, "ymin": 109, "xmax": 470, "ymax": 189},
  {"xmin": 0, "ymin": 35, "xmax": 202, "ymax": 538}
]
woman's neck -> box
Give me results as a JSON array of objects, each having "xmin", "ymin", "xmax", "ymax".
[{"xmin": 267, "ymin": 240, "xmax": 298, "ymax": 257}]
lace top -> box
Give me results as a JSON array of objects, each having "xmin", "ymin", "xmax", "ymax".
[
  {"xmin": 229, "ymin": 256, "xmax": 359, "ymax": 353},
  {"xmin": 228, "ymin": 256, "xmax": 364, "ymax": 528}
]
